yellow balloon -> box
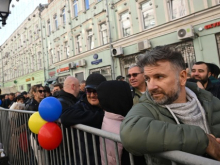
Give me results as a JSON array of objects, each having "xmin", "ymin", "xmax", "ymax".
[{"xmin": 28, "ymin": 112, "xmax": 47, "ymax": 134}]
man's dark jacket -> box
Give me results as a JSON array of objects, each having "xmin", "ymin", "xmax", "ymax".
[
  {"xmin": 25, "ymin": 98, "xmax": 39, "ymax": 111},
  {"xmin": 206, "ymin": 79, "xmax": 220, "ymax": 99},
  {"xmin": 54, "ymin": 90, "xmax": 78, "ymax": 113},
  {"xmin": 61, "ymin": 94, "xmax": 104, "ymax": 165},
  {"xmin": 2, "ymin": 99, "xmax": 14, "ymax": 109}
]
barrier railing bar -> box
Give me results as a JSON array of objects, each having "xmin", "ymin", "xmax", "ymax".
[
  {"xmin": 84, "ymin": 131, "xmax": 90, "ymax": 165},
  {"xmin": 114, "ymin": 142, "xmax": 120, "ymax": 165},
  {"xmin": 102, "ymin": 137, "xmax": 108, "ymax": 165},
  {"xmin": 77, "ymin": 129, "xmax": 83, "ymax": 165},
  {"xmin": 92, "ymin": 134, "xmax": 98, "ymax": 165},
  {"xmin": 155, "ymin": 151, "xmax": 220, "ymax": 165},
  {"xmin": 65, "ymin": 128, "xmax": 71, "ymax": 165},
  {"xmin": 61, "ymin": 125, "xmax": 67, "ymax": 165},
  {"xmin": 58, "ymin": 140, "xmax": 63, "ymax": 165},
  {"xmin": 129, "ymin": 153, "xmax": 135, "ymax": 165},
  {"xmin": 0, "ymin": 108, "xmax": 219, "ymax": 165},
  {"xmin": 70, "ymin": 128, "xmax": 77, "ymax": 165}
]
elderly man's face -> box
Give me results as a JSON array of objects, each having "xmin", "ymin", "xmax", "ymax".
[
  {"xmin": 128, "ymin": 67, "xmax": 145, "ymax": 88},
  {"xmin": 144, "ymin": 61, "xmax": 182, "ymax": 105}
]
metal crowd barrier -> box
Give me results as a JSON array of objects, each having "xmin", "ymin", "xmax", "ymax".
[{"xmin": 0, "ymin": 107, "xmax": 219, "ymax": 165}]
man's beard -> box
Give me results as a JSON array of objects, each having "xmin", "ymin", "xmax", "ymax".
[
  {"xmin": 148, "ymin": 83, "xmax": 181, "ymax": 105},
  {"xmin": 198, "ymin": 77, "xmax": 209, "ymax": 86}
]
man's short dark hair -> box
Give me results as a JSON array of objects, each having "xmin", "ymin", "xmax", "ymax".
[
  {"xmin": 44, "ymin": 86, "xmax": 51, "ymax": 93},
  {"xmin": 194, "ymin": 61, "xmax": 210, "ymax": 72},
  {"xmin": 9, "ymin": 93, "xmax": 15, "ymax": 97},
  {"xmin": 137, "ymin": 46, "xmax": 186, "ymax": 71},
  {"xmin": 54, "ymin": 83, "xmax": 63, "ymax": 89},
  {"xmin": 206, "ymin": 63, "xmax": 220, "ymax": 77}
]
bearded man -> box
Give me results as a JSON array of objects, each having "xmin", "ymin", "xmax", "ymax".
[
  {"xmin": 120, "ymin": 46, "xmax": 220, "ymax": 164},
  {"xmin": 191, "ymin": 61, "xmax": 220, "ymax": 99}
]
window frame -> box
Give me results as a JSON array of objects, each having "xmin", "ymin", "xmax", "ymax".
[
  {"xmin": 72, "ymin": 0, "xmax": 78, "ymax": 17},
  {"xmin": 62, "ymin": 8, "xmax": 66, "ymax": 25},
  {"xmin": 84, "ymin": 0, "xmax": 90, "ymax": 10},
  {"xmin": 120, "ymin": 11, "xmax": 131, "ymax": 37},
  {"xmin": 54, "ymin": 14, "xmax": 58, "ymax": 30},
  {"xmin": 87, "ymin": 29, "xmax": 94, "ymax": 50},
  {"xmin": 140, "ymin": 0, "xmax": 156, "ymax": 30},
  {"xmin": 76, "ymin": 34, "xmax": 82, "ymax": 54},
  {"xmin": 167, "ymin": 0, "xmax": 188, "ymax": 20},
  {"xmin": 100, "ymin": 22, "xmax": 108, "ymax": 45}
]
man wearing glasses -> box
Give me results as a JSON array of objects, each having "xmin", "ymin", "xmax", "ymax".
[
  {"xmin": 61, "ymin": 73, "xmax": 106, "ymax": 165},
  {"xmin": 127, "ymin": 64, "xmax": 147, "ymax": 105}
]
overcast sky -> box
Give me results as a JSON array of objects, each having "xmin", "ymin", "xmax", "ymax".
[{"xmin": 0, "ymin": 0, "xmax": 48, "ymax": 46}]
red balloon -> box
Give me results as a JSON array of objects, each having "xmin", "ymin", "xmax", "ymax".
[{"xmin": 38, "ymin": 123, "xmax": 62, "ymax": 150}]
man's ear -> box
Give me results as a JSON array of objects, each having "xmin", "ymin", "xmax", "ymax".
[
  {"xmin": 179, "ymin": 70, "xmax": 187, "ymax": 86},
  {"xmin": 208, "ymin": 71, "xmax": 211, "ymax": 77}
]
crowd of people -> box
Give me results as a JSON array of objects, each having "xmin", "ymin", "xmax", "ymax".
[{"xmin": 0, "ymin": 45, "xmax": 220, "ymax": 164}]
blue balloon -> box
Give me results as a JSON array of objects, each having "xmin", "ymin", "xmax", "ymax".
[
  {"xmin": 39, "ymin": 97, "xmax": 62, "ymax": 122},
  {"xmin": 0, "ymin": 100, "xmax": 2, "ymax": 106}
]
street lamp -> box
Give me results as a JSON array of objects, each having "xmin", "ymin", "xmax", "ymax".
[{"xmin": 0, "ymin": 0, "xmax": 12, "ymax": 26}]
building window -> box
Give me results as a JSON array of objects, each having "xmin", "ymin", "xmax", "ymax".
[
  {"xmin": 168, "ymin": 0, "xmax": 186, "ymax": 20},
  {"xmin": 76, "ymin": 35, "xmax": 82, "ymax": 53},
  {"xmin": 216, "ymin": 0, "xmax": 220, "ymax": 4},
  {"xmin": 120, "ymin": 11, "xmax": 131, "ymax": 37},
  {"xmin": 87, "ymin": 29, "xmax": 94, "ymax": 50},
  {"xmin": 64, "ymin": 42, "xmax": 69, "ymax": 58},
  {"xmin": 141, "ymin": 0, "xmax": 155, "ymax": 29},
  {"xmin": 54, "ymin": 14, "xmax": 58, "ymax": 30},
  {"xmin": 48, "ymin": 20, "xmax": 51, "ymax": 35},
  {"xmin": 85, "ymin": 0, "xmax": 89, "ymax": 10},
  {"xmin": 73, "ymin": 0, "xmax": 78, "ymax": 17},
  {"xmin": 100, "ymin": 22, "xmax": 108, "ymax": 45},
  {"xmin": 62, "ymin": 8, "xmax": 66, "ymax": 25}
]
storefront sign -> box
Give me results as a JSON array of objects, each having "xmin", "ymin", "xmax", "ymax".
[
  {"xmin": 91, "ymin": 59, "xmax": 102, "ymax": 65},
  {"xmin": 204, "ymin": 21, "xmax": 220, "ymax": 30},
  {"xmin": 91, "ymin": 54, "xmax": 102, "ymax": 65},
  {"xmin": 49, "ymin": 71, "xmax": 55, "ymax": 77},
  {"xmin": 57, "ymin": 67, "xmax": 69, "ymax": 73},
  {"xmin": 26, "ymin": 78, "xmax": 31, "ymax": 82}
]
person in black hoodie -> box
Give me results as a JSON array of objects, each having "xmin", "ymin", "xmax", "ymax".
[
  {"xmin": 97, "ymin": 81, "xmax": 146, "ymax": 165},
  {"xmin": 61, "ymin": 73, "xmax": 106, "ymax": 165}
]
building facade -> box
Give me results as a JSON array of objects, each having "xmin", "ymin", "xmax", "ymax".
[{"xmin": 0, "ymin": 0, "xmax": 220, "ymax": 93}]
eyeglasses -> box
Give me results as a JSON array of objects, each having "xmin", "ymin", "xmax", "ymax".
[
  {"xmin": 38, "ymin": 90, "xmax": 46, "ymax": 93},
  {"xmin": 86, "ymin": 88, "xmax": 97, "ymax": 95},
  {"xmin": 126, "ymin": 73, "xmax": 143, "ymax": 78}
]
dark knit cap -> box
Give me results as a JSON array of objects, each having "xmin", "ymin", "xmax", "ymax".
[
  {"xmin": 97, "ymin": 81, "xmax": 133, "ymax": 117},
  {"xmin": 85, "ymin": 73, "xmax": 107, "ymax": 89}
]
